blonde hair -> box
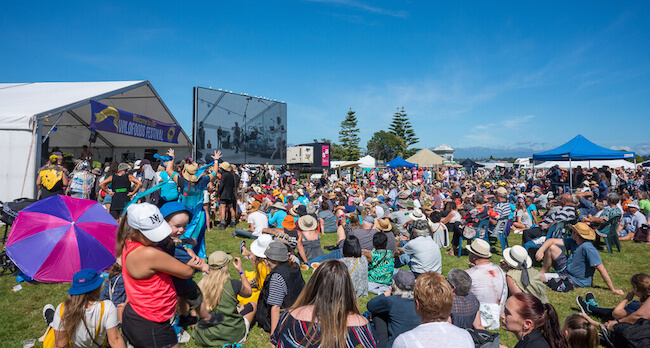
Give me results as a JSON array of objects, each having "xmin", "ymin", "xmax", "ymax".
[{"xmin": 198, "ymin": 265, "xmax": 230, "ymax": 311}]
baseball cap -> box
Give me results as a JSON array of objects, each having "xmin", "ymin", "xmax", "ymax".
[
  {"xmin": 208, "ymin": 251, "xmax": 233, "ymax": 270},
  {"xmin": 126, "ymin": 203, "xmax": 172, "ymax": 242}
]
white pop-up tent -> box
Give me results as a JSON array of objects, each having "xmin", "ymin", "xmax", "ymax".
[
  {"xmin": 0, "ymin": 81, "xmax": 192, "ymax": 201},
  {"xmin": 358, "ymin": 155, "xmax": 376, "ymax": 168}
]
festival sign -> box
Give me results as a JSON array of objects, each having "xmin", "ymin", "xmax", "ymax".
[{"xmin": 90, "ymin": 101, "xmax": 181, "ymax": 144}]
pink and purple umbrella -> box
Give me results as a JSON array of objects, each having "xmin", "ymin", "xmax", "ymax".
[{"xmin": 5, "ymin": 195, "xmax": 118, "ymax": 282}]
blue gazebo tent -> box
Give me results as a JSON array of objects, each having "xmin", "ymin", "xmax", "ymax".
[
  {"xmin": 532, "ymin": 134, "xmax": 635, "ymax": 189},
  {"xmin": 386, "ymin": 156, "xmax": 418, "ymax": 168}
]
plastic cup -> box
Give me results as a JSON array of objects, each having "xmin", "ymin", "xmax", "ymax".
[{"xmin": 22, "ymin": 339, "xmax": 36, "ymax": 348}]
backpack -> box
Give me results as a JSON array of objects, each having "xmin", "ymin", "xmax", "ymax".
[
  {"xmin": 466, "ymin": 328, "xmax": 500, "ymax": 348},
  {"xmin": 43, "ymin": 301, "xmax": 107, "ymax": 348},
  {"xmin": 610, "ymin": 318, "xmax": 650, "ymax": 348},
  {"xmin": 39, "ymin": 166, "xmax": 63, "ymax": 190}
]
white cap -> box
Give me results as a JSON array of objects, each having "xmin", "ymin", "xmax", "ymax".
[
  {"xmin": 133, "ymin": 160, "xmax": 142, "ymax": 170},
  {"xmin": 126, "ymin": 203, "xmax": 172, "ymax": 242}
]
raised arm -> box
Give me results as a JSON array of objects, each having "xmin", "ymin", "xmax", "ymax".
[
  {"xmin": 208, "ymin": 150, "xmax": 222, "ymax": 181},
  {"xmin": 165, "ymin": 149, "xmax": 178, "ymax": 184}
]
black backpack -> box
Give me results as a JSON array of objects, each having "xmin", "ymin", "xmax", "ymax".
[
  {"xmin": 611, "ymin": 319, "xmax": 650, "ymax": 348},
  {"xmin": 466, "ymin": 328, "xmax": 500, "ymax": 348}
]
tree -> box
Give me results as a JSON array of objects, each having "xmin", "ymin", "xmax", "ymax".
[
  {"xmin": 338, "ymin": 109, "xmax": 362, "ymax": 160},
  {"xmin": 388, "ymin": 107, "xmax": 419, "ymax": 147},
  {"xmin": 319, "ymin": 138, "xmax": 345, "ymax": 161},
  {"xmin": 366, "ymin": 131, "xmax": 406, "ymax": 161}
]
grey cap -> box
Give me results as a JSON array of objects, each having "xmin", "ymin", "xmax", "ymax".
[
  {"xmin": 363, "ymin": 215, "xmax": 375, "ymax": 225},
  {"xmin": 393, "ymin": 270, "xmax": 416, "ymax": 290},
  {"xmin": 264, "ymin": 241, "xmax": 289, "ymax": 262}
]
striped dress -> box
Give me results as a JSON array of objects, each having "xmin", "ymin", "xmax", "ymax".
[{"xmin": 271, "ymin": 311, "xmax": 377, "ymax": 347}]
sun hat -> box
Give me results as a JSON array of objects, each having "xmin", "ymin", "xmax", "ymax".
[
  {"xmin": 271, "ymin": 202, "xmax": 287, "ymax": 211},
  {"xmin": 250, "ymin": 234, "xmax": 273, "ymax": 258},
  {"xmin": 297, "ymin": 215, "xmax": 317, "ymax": 231},
  {"xmin": 569, "ymin": 222, "xmax": 596, "ymax": 241},
  {"xmin": 289, "ymin": 205, "xmax": 307, "ymax": 217},
  {"xmin": 589, "ymin": 180, "xmax": 597, "ymax": 185},
  {"xmin": 306, "ymin": 202, "xmax": 317, "ymax": 214},
  {"xmin": 410, "ymin": 208, "xmax": 425, "ymax": 221},
  {"xmin": 374, "ymin": 217, "xmax": 392, "ymax": 232},
  {"xmin": 396, "ymin": 200, "xmax": 407, "ymax": 209},
  {"xmin": 496, "ymin": 187, "xmax": 508, "ymax": 197},
  {"xmin": 273, "ymin": 189, "xmax": 281, "ymax": 196},
  {"xmin": 281, "ymin": 215, "xmax": 296, "ymax": 230},
  {"xmin": 126, "ymin": 203, "xmax": 172, "ymax": 242},
  {"xmin": 405, "ymin": 199, "xmax": 416, "ymax": 208},
  {"xmin": 219, "ymin": 161, "xmax": 231, "ymax": 171},
  {"xmin": 503, "ymin": 245, "xmax": 532, "ymax": 269},
  {"xmin": 393, "ymin": 269, "xmax": 416, "ymax": 291},
  {"xmin": 412, "ymin": 219, "xmax": 431, "ymax": 237},
  {"xmin": 247, "ymin": 201, "xmax": 260, "ymax": 213},
  {"xmin": 182, "ymin": 162, "xmax": 199, "ymax": 183},
  {"xmin": 627, "ymin": 201, "xmax": 640, "ymax": 210},
  {"xmin": 264, "ymin": 241, "xmax": 289, "ymax": 262},
  {"xmin": 466, "ymin": 239, "xmax": 492, "ymax": 258},
  {"xmin": 118, "ymin": 163, "xmax": 130, "ymax": 172},
  {"xmin": 91, "ymin": 168, "xmax": 101, "ymax": 175},
  {"xmin": 208, "ymin": 251, "xmax": 233, "ymax": 270},
  {"xmin": 160, "ymin": 201, "xmax": 193, "ymax": 220},
  {"xmin": 68, "ymin": 268, "xmax": 105, "ymax": 296},
  {"xmin": 363, "ymin": 215, "xmax": 375, "ymax": 225},
  {"xmin": 133, "ymin": 160, "xmax": 142, "ymax": 170}
]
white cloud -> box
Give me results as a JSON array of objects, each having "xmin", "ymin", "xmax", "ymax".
[
  {"xmin": 305, "ymin": 0, "xmax": 407, "ymax": 18},
  {"xmin": 610, "ymin": 145, "xmax": 632, "ymax": 152},
  {"xmin": 503, "ymin": 115, "xmax": 534, "ymax": 129}
]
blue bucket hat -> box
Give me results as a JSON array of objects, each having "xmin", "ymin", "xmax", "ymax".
[
  {"xmin": 68, "ymin": 269, "xmax": 104, "ymax": 296},
  {"xmin": 160, "ymin": 201, "xmax": 193, "ymax": 220}
]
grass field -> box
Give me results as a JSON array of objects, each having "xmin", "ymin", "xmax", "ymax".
[{"xmin": 1, "ymin": 224, "xmax": 649, "ymax": 348}]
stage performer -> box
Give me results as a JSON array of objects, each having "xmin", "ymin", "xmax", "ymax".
[{"xmin": 165, "ymin": 148, "xmax": 222, "ymax": 259}]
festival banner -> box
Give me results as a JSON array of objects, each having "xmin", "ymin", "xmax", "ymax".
[
  {"xmin": 321, "ymin": 145, "xmax": 330, "ymax": 166},
  {"xmin": 90, "ymin": 101, "xmax": 181, "ymax": 144}
]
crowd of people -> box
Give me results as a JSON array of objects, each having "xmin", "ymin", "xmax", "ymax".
[{"xmin": 35, "ymin": 149, "xmax": 650, "ymax": 347}]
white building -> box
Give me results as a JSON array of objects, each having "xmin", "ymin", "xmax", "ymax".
[{"xmin": 433, "ymin": 144, "xmax": 455, "ymax": 161}]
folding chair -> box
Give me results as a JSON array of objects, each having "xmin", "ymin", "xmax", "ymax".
[
  {"xmin": 458, "ymin": 218, "xmax": 490, "ymax": 258},
  {"xmin": 595, "ymin": 215, "xmax": 622, "ymax": 254}
]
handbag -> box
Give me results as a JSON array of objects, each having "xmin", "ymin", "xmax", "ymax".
[{"xmin": 462, "ymin": 224, "xmax": 477, "ymax": 239}]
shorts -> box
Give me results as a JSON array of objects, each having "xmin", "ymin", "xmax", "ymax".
[
  {"xmin": 122, "ymin": 303, "xmax": 177, "ymax": 348},
  {"xmin": 220, "ymin": 198, "xmax": 234, "ymax": 205},
  {"xmin": 110, "ymin": 209, "xmax": 122, "ymax": 219},
  {"xmin": 550, "ymin": 253, "xmax": 571, "ymax": 278},
  {"xmin": 178, "ymin": 281, "xmax": 203, "ymax": 310},
  {"xmin": 203, "ymin": 190, "xmax": 209, "ymax": 204}
]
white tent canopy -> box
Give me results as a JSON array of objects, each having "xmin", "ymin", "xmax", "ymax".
[
  {"xmin": 534, "ymin": 159, "xmax": 636, "ymax": 170},
  {"xmin": 0, "ymin": 81, "xmax": 192, "ymax": 201},
  {"xmin": 358, "ymin": 155, "xmax": 376, "ymax": 168}
]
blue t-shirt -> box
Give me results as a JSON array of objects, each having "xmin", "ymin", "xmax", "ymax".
[
  {"xmin": 159, "ymin": 171, "xmax": 179, "ymax": 202},
  {"xmin": 367, "ymin": 294, "xmax": 420, "ymax": 348},
  {"xmin": 268, "ymin": 210, "xmax": 288, "ymax": 228},
  {"xmin": 564, "ymin": 238, "xmax": 602, "ymax": 287},
  {"xmin": 526, "ymin": 204, "xmax": 538, "ymax": 224}
]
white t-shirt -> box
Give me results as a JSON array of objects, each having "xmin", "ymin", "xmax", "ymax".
[
  {"xmin": 393, "ymin": 321, "xmax": 474, "ymax": 348},
  {"xmin": 402, "ymin": 236, "xmax": 442, "ymax": 274},
  {"xmin": 247, "ymin": 211, "xmax": 268, "ymax": 236},
  {"xmin": 51, "ymin": 300, "xmax": 119, "ymax": 348},
  {"xmin": 466, "ymin": 262, "xmax": 507, "ymax": 307}
]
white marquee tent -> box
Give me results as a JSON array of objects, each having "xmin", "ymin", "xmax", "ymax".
[
  {"xmin": 358, "ymin": 155, "xmax": 376, "ymax": 168},
  {"xmin": 0, "ymin": 81, "xmax": 192, "ymax": 201},
  {"xmin": 534, "ymin": 159, "xmax": 636, "ymax": 170}
]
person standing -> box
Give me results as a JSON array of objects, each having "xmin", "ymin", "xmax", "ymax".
[
  {"xmin": 216, "ymin": 161, "xmax": 237, "ymax": 229},
  {"xmin": 100, "ymin": 163, "xmax": 142, "ymax": 220},
  {"xmin": 36, "ymin": 153, "xmax": 69, "ymax": 199}
]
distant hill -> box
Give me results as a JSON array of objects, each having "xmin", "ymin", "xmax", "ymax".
[{"xmin": 441, "ymin": 146, "xmax": 538, "ymax": 160}]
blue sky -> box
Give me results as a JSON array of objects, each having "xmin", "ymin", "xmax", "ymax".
[{"xmin": 2, "ymin": 1, "xmax": 650, "ymax": 155}]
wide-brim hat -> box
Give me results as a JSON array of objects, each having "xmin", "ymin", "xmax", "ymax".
[
  {"xmin": 265, "ymin": 241, "xmax": 289, "ymax": 262},
  {"xmin": 219, "ymin": 161, "xmax": 231, "ymax": 171},
  {"xmin": 250, "ymin": 234, "xmax": 273, "ymax": 258},
  {"xmin": 374, "ymin": 217, "xmax": 392, "ymax": 232},
  {"xmin": 68, "ymin": 268, "xmax": 105, "ymax": 296},
  {"xmin": 271, "ymin": 202, "xmax": 286, "ymax": 211},
  {"xmin": 503, "ymin": 245, "xmax": 532, "ymax": 269},
  {"xmin": 247, "ymin": 201, "xmax": 260, "ymax": 213},
  {"xmin": 466, "ymin": 239, "xmax": 492, "ymax": 258},
  {"xmin": 569, "ymin": 222, "xmax": 596, "ymax": 241},
  {"xmin": 410, "ymin": 208, "xmax": 425, "ymax": 221},
  {"xmin": 117, "ymin": 163, "xmax": 130, "ymax": 172},
  {"xmin": 281, "ymin": 215, "xmax": 296, "ymax": 230},
  {"xmin": 405, "ymin": 199, "xmax": 416, "ymax": 208},
  {"xmin": 297, "ymin": 215, "xmax": 317, "ymax": 231},
  {"xmin": 182, "ymin": 162, "xmax": 199, "ymax": 183},
  {"xmin": 627, "ymin": 201, "xmax": 640, "ymax": 210}
]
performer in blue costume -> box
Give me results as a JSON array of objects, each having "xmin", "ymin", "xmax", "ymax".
[{"xmin": 165, "ymin": 148, "xmax": 222, "ymax": 259}]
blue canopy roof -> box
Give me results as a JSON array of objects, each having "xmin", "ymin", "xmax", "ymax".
[
  {"xmin": 532, "ymin": 135, "xmax": 635, "ymax": 161},
  {"xmin": 387, "ymin": 156, "xmax": 418, "ymax": 168}
]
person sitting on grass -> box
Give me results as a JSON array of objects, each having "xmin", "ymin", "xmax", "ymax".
[
  {"xmin": 392, "ymin": 272, "xmax": 474, "ymax": 348},
  {"xmin": 535, "ymin": 222, "xmax": 624, "ymax": 294},
  {"xmin": 363, "ymin": 232, "xmax": 395, "ymax": 295},
  {"xmin": 500, "ymin": 292, "xmax": 567, "ymax": 348},
  {"xmin": 446, "ymin": 268, "xmax": 483, "ymax": 330},
  {"xmin": 367, "ymin": 269, "xmax": 420, "ymax": 348},
  {"xmin": 562, "ymin": 314, "xmax": 599, "ymax": 348},
  {"xmin": 193, "ymin": 251, "xmax": 253, "ymax": 347},
  {"xmin": 45, "ymin": 269, "xmax": 126, "ymax": 348},
  {"xmin": 341, "ymin": 235, "xmax": 368, "ymax": 298},
  {"xmin": 233, "ymin": 200, "xmax": 268, "ymax": 239},
  {"xmin": 576, "ymin": 273, "xmax": 649, "ymax": 324},
  {"xmin": 271, "ymin": 259, "xmax": 377, "ymax": 348},
  {"xmin": 499, "ymin": 245, "xmax": 549, "ymax": 304}
]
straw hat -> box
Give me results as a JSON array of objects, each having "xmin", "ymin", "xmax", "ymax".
[
  {"xmin": 374, "ymin": 217, "xmax": 392, "ymax": 232},
  {"xmin": 182, "ymin": 162, "xmax": 199, "ymax": 183},
  {"xmin": 297, "ymin": 215, "xmax": 317, "ymax": 231},
  {"xmin": 219, "ymin": 161, "xmax": 231, "ymax": 171},
  {"xmin": 503, "ymin": 245, "xmax": 532, "ymax": 269},
  {"xmin": 466, "ymin": 239, "xmax": 492, "ymax": 258},
  {"xmin": 410, "ymin": 208, "xmax": 426, "ymax": 221},
  {"xmin": 569, "ymin": 222, "xmax": 596, "ymax": 241},
  {"xmin": 271, "ymin": 202, "xmax": 286, "ymax": 211},
  {"xmin": 247, "ymin": 201, "xmax": 260, "ymax": 213}
]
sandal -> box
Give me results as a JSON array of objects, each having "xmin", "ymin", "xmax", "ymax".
[{"xmin": 239, "ymin": 240, "xmax": 246, "ymax": 254}]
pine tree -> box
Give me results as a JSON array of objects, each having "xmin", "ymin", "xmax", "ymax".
[
  {"xmin": 388, "ymin": 107, "xmax": 419, "ymax": 147},
  {"xmin": 338, "ymin": 109, "xmax": 362, "ymax": 160}
]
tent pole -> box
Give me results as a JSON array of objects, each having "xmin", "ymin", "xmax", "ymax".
[{"xmin": 569, "ymin": 158, "xmax": 572, "ymax": 192}]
